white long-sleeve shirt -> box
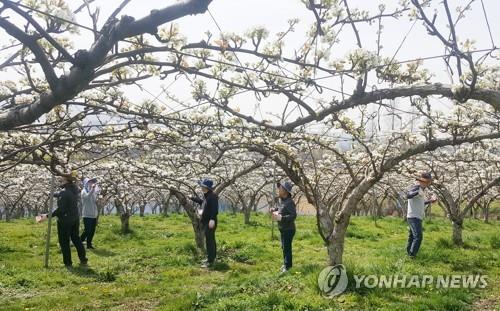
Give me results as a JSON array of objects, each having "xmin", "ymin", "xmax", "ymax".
[
  {"xmin": 406, "ymin": 185, "xmax": 431, "ymax": 220},
  {"xmin": 81, "ymin": 188, "xmax": 98, "ymax": 218}
]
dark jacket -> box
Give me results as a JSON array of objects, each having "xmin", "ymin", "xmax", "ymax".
[
  {"xmin": 192, "ymin": 190, "xmax": 219, "ymax": 225},
  {"xmin": 278, "ymin": 196, "xmax": 296, "ymax": 231},
  {"xmin": 52, "ymin": 183, "xmax": 80, "ymax": 223}
]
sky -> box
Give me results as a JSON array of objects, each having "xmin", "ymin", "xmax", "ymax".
[{"xmin": 0, "ymin": 0, "xmax": 499, "ymax": 135}]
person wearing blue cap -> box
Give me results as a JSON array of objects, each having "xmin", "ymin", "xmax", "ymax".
[
  {"xmin": 190, "ymin": 178, "xmax": 219, "ymax": 268},
  {"xmin": 271, "ymin": 180, "xmax": 297, "ymax": 273},
  {"xmin": 406, "ymin": 172, "xmax": 437, "ymax": 258}
]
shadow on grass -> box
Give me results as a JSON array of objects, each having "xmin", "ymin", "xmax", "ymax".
[
  {"xmin": 211, "ymin": 261, "xmax": 230, "ymax": 272},
  {"xmin": 244, "ymin": 220, "xmax": 266, "ymax": 227},
  {"xmin": 66, "ymin": 265, "xmax": 99, "ymax": 279},
  {"xmin": 67, "ymin": 266, "xmax": 117, "ymax": 282},
  {"xmin": 0, "ymin": 245, "xmax": 16, "ymax": 253},
  {"xmin": 88, "ymin": 248, "xmax": 116, "ymax": 257}
]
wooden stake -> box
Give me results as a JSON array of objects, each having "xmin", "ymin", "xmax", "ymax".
[{"xmin": 44, "ymin": 174, "xmax": 55, "ymax": 268}]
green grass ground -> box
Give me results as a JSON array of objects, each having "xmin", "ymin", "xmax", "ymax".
[{"xmin": 0, "ymin": 213, "xmax": 498, "ymax": 310}]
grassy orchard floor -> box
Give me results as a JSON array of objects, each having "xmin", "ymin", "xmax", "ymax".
[{"xmin": 0, "ymin": 213, "xmax": 499, "ymax": 311}]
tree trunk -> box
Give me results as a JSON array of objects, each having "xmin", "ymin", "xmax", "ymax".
[
  {"xmin": 96, "ymin": 202, "xmax": 101, "ymax": 216},
  {"xmin": 426, "ymin": 204, "xmax": 432, "ymax": 220},
  {"xmin": 244, "ymin": 206, "xmax": 251, "ymax": 225},
  {"xmin": 240, "ymin": 196, "xmax": 252, "ymax": 225},
  {"xmin": 436, "ymin": 186, "xmax": 464, "ymax": 246},
  {"xmin": 169, "ymin": 188, "xmax": 205, "ymax": 252},
  {"xmin": 5, "ymin": 207, "xmax": 11, "ymax": 222},
  {"xmin": 120, "ymin": 212, "xmax": 130, "ymax": 234},
  {"xmin": 452, "ymin": 220, "xmax": 463, "ymax": 246},
  {"xmin": 326, "ymin": 177, "xmax": 378, "ymax": 265},
  {"xmin": 192, "ymin": 220, "xmax": 205, "ymax": 251},
  {"xmin": 115, "ymin": 198, "xmax": 131, "ymax": 234},
  {"xmin": 163, "ymin": 195, "xmax": 171, "ymax": 217},
  {"xmin": 483, "ymin": 205, "xmax": 489, "ymax": 223},
  {"xmin": 326, "ymin": 215, "xmax": 350, "ymax": 265},
  {"xmin": 375, "ymin": 197, "xmax": 383, "ymax": 218},
  {"xmin": 174, "ymin": 200, "xmax": 182, "ymax": 213},
  {"xmin": 139, "ymin": 203, "xmax": 146, "ymax": 217}
]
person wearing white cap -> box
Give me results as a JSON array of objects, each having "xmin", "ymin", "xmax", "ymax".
[
  {"xmin": 272, "ymin": 180, "xmax": 297, "ymax": 273},
  {"xmin": 80, "ymin": 177, "xmax": 99, "ymax": 249}
]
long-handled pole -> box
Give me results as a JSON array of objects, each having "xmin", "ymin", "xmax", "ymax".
[
  {"xmin": 271, "ymin": 166, "xmax": 276, "ymax": 240},
  {"xmin": 44, "ymin": 174, "xmax": 55, "ymax": 268}
]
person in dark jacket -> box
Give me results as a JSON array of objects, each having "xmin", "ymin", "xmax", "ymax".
[
  {"xmin": 190, "ymin": 178, "xmax": 218, "ymax": 268},
  {"xmin": 272, "ymin": 181, "xmax": 297, "ymax": 273},
  {"xmin": 52, "ymin": 175, "xmax": 88, "ymax": 267}
]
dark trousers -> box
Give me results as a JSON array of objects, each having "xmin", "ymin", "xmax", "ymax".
[
  {"xmin": 57, "ymin": 220, "xmax": 87, "ymax": 266},
  {"xmin": 205, "ymin": 225, "xmax": 217, "ymax": 264},
  {"xmin": 280, "ymin": 229, "xmax": 295, "ymax": 269},
  {"xmin": 407, "ymin": 217, "xmax": 423, "ymax": 257},
  {"xmin": 80, "ymin": 217, "xmax": 97, "ymax": 247}
]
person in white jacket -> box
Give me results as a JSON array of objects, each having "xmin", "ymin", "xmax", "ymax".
[{"xmin": 80, "ymin": 177, "xmax": 99, "ymax": 249}]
